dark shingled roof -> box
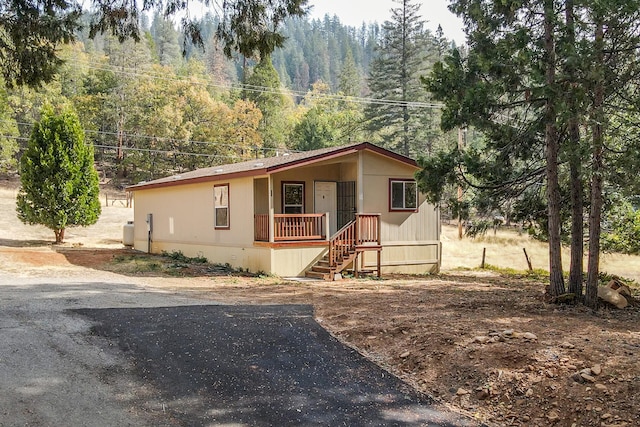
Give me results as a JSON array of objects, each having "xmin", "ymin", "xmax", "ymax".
[{"xmin": 127, "ymin": 142, "xmax": 418, "ymax": 191}]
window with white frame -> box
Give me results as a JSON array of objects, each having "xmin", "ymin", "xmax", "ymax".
[
  {"xmin": 214, "ymin": 184, "xmax": 229, "ymax": 228},
  {"xmin": 282, "ymin": 182, "xmax": 304, "ymax": 214},
  {"xmin": 389, "ymin": 179, "xmax": 418, "ymax": 211}
]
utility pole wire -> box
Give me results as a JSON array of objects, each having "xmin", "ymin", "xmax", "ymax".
[
  {"xmin": 0, "ymin": 119, "xmax": 301, "ymax": 154},
  {"xmin": 66, "ymin": 58, "xmax": 446, "ymax": 109}
]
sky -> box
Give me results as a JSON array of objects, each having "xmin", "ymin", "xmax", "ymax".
[{"xmin": 308, "ymin": 0, "xmax": 466, "ymax": 45}]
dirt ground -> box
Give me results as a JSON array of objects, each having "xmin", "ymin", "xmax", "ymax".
[{"xmin": 1, "ymin": 178, "xmax": 639, "ymax": 427}]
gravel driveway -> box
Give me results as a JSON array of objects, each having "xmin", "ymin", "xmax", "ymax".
[
  {"xmin": 0, "ymin": 269, "xmax": 207, "ymax": 426},
  {"xmin": 0, "ymin": 266, "xmax": 472, "ymax": 426}
]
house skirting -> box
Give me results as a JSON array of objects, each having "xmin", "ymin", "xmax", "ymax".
[
  {"xmin": 358, "ymin": 240, "xmax": 440, "ymax": 274},
  {"xmin": 133, "ymin": 239, "xmax": 440, "ymax": 277}
]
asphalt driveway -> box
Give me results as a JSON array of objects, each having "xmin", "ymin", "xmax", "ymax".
[{"xmin": 75, "ymin": 304, "xmax": 474, "ymax": 426}]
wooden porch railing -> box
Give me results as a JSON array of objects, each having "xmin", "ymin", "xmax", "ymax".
[
  {"xmin": 254, "ymin": 213, "xmax": 326, "ymax": 241},
  {"xmin": 356, "ymin": 213, "xmax": 381, "ymax": 245},
  {"xmin": 328, "ymin": 220, "xmax": 356, "ymax": 267},
  {"xmin": 254, "ymin": 214, "xmax": 270, "ymax": 241},
  {"xmin": 328, "ymin": 213, "xmax": 381, "ymax": 268}
]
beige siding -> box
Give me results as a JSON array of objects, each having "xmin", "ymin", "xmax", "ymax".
[
  {"xmin": 360, "ymin": 150, "xmax": 440, "ymax": 274},
  {"xmin": 361, "ymin": 151, "xmax": 439, "ymax": 241},
  {"xmin": 148, "ymin": 241, "xmax": 272, "ymax": 273},
  {"xmin": 359, "ymin": 242, "xmax": 440, "ymax": 274},
  {"xmin": 133, "ymin": 176, "xmax": 257, "ymax": 260}
]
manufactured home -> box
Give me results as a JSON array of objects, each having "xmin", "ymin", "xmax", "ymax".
[{"xmin": 127, "ymin": 142, "xmax": 441, "ymax": 279}]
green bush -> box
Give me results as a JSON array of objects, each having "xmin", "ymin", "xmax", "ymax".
[{"xmin": 602, "ymin": 204, "xmax": 640, "ymax": 254}]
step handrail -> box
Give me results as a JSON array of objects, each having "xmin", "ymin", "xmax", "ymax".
[{"xmin": 328, "ymin": 219, "xmax": 357, "ymax": 268}]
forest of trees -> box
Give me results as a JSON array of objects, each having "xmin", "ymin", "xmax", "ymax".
[{"xmin": 0, "ymin": 1, "xmax": 456, "ymax": 185}]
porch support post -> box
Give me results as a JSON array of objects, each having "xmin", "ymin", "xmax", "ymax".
[
  {"xmin": 354, "ymin": 253, "xmax": 359, "ymax": 278},
  {"xmin": 268, "ymin": 175, "xmax": 275, "ymax": 243},
  {"xmin": 357, "ymin": 151, "xmax": 364, "ymax": 213},
  {"xmin": 325, "ymin": 212, "xmax": 330, "ymax": 240}
]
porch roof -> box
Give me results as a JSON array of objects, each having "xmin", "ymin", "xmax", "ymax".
[{"xmin": 127, "ymin": 142, "xmax": 419, "ymax": 192}]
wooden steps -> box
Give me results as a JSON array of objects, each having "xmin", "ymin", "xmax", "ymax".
[
  {"xmin": 304, "ymin": 214, "xmax": 382, "ymax": 281},
  {"xmin": 304, "ymin": 251, "xmax": 358, "ymax": 280}
]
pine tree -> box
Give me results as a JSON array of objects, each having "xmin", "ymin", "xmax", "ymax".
[
  {"xmin": 244, "ymin": 55, "xmax": 292, "ymax": 149},
  {"xmin": 364, "ymin": 0, "xmax": 435, "ymax": 157},
  {"xmin": 424, "ymin": 0, "xmax": 640, "ymax": 304},
  {"xmin": 423, "ymin": 0, "xmax": 567, "ymax": 296},
  {"xmin": 16, "ymin": 104, "xmax": 101, "ymax": 243},
  {"xmin": 338, "ymin": 48, "xmax": 361, "ymax": 97},
  {"xmin": 0, "ymin": 0, "xmax": 80, "ymax": 87},
  {"xmin": 149, "ymin": 13, "xmax": 181, "ymax": 66}
]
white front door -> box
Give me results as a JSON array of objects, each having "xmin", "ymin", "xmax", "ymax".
[{"xmin": 314, "ymin": 181, "xmax": 337, "ymax": 236}]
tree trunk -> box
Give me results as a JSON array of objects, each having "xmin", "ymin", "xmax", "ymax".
[
  {"xmin": 544, "ymin": 0, "xmax": 565, "ymax": 297},
  {"xmin": 566, "ymin": 0, "xmax": 584, "ymax": 301},
  {"xmin": 585, "ymin": 20, "xmax": 605, "ymax": 309},
  {"xmin": 54, "ymin": 228, "xmax": 65, "ymax": 244},
  {"xmin": 568, "ymin": 121, "xmax": 583, "ymax": 299}
]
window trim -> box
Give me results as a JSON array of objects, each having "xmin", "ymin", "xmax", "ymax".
[
  {"xmin": 282, "ymin": 181, "xmax": 305, "ymax": 214},
  {"xmin": 389, "ymin": 178, "xmax": 418, "ymax": 212},
  {"xmin": 214, "ymin": 183, "xmax": 230, "ymax": 229}
]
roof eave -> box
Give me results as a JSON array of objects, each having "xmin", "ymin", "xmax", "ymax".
[{"xmin": 127, "ymin": 168, "xmax": 267, "ymax": 192}]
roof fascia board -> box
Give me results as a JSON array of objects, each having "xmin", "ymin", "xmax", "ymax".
[{"xmin": 128, "ymin": 168, "xmax": 267, "ymax": 191}]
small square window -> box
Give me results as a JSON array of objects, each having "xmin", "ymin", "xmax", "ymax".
[
  {"xmin": 283, "ymin": 182, "xmax": 304, "ymax": 214},
  {"xmin": 390, "ymin": 179, "xmax": 418, "ymax": 211},
  {"xmin": 214, "ymin": 184, "xmax": 229, "ymax": 228}
]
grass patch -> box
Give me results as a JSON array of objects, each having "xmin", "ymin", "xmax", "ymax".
[
  {"xmin": 111, "ymin": 253, "xmax": 165, "ymax": 274},
  {"xmin": 110, "ymin": 251, "xmax": 255, "ymax": 277},
  {"xmin": 161, "ymin": 250, "xmax": 208, "ymax": 264},
  {"xmin": 479, "ymin": 264, "xmax": 549, "ymax": 281}
]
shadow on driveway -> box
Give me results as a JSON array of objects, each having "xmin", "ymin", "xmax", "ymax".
[{"xmin": 73, "ymin": 305, "xmax": 475, "ymax": 426}]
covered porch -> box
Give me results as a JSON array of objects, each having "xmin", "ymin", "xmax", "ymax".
[
  {"xmin": 253, "ymin": 212, "xmax": 382, "ymax": 279},
  {"xmin": 250, "ymin": 150, "xmax": 382, "ymax": 279}
]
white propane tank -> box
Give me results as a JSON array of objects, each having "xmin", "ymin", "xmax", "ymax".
[{"xmin": 123, "ymin": 221, "xmax": 134, "ymax": 247}]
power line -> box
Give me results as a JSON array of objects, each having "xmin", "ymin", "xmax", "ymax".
[
  {"xmin": 0, "ymin": 134, "xmax": 251, "ymax": 159},
  {"xmin": 1, "ymin": 119, "xmax": 300, "ymax": 154},
  {"xmin": 65, "ymin": 58, "xmax": 445, "ymax": 109},
  {"xmin": 93, "ymin": 144, "xmax": 245, "ymax": 159}
]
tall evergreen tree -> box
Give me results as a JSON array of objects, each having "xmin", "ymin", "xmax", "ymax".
[
  {"xmin": 0, "ymin": 0, "xmax": 80, "ymax": 87},
  {"xmin": 244, "ymin": 54, "xmax": 292, "ymax": 149},
  {"xmin": 1, "ymin": 0, "xmax": 307, "ymax": 88},
  {"xmin": 364, "ymin": 0, "xmax": 436, "ymax": 157},
  {"xmin": 149, "ymin": 13, "xmax": 181, "ymax": 66},
  {"xmin": 423, "ymin": 0, "xmax": 566, "ymax": 296},
  {"xmin": 338, "ymin": 48, "xmax": 361, "ymax": 97},
  {"xmin": 16, "ymin": 104, "xmax": 101, "ymax": 243}
]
